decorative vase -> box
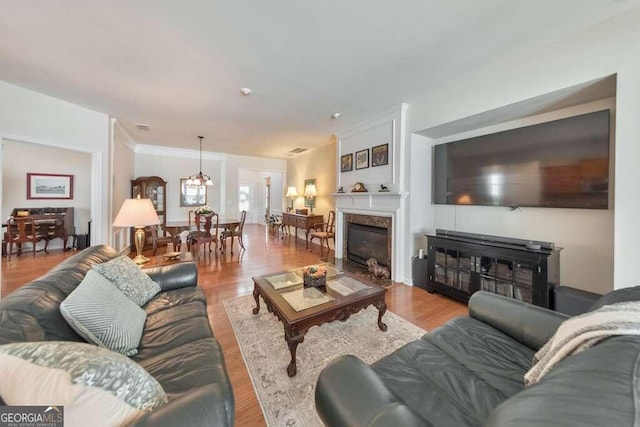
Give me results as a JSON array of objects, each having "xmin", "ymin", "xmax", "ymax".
[{"xmin": 303, "ymin": 272, "xmax": 327, "ymax": 287}]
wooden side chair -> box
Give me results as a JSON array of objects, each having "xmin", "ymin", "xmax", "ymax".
[
  {"xmin": 7, "ymin": 217, "xmax": 49, "ymax": 260},
  {"xmin": 221, "ymin": 210, "xmax": 247, "ymax": 255},
  {"xmin": 188, "ymin": 213, "xmax": 219, "ymax": 258},
  {"xmin": 150, "ymin": 225, "xmax": 174, "ymax": 256},
  {"xmin": 308, "ymin": 210, "xmax": 335, "ymax": 252}
]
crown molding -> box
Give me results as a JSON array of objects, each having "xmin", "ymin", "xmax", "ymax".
[
  {"xmin": 112, "ymin": 119, "xmax": 137, "ymax": 151},
  {"xmin": 134, "ymin": 143, "xmax": 226, "ymax": 161}
]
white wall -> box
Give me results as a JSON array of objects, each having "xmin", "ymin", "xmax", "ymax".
[
  {"xmin": 238, "ymin": 169, "xmax": 284, "ymax": 223},
  {"xmin": 407, "ymin": 9, "xmax": 640, "ymax": 291},
  {"xmin": 2, "ymin": 139, "xmax": 92, "ymax": 249},
  {"xmin": 409, "ymin": 133, "xmax": 433, "ymax": 261},
  {"xmin": 133, "ymin": 145, "xmax": 286, "ymax": 225},
  {"xmin": 111, "ymin": 121, "xmax": 136, "ymax": 251},
  {"xmin": 223, "ymin": 154, "xmax": 287, "ymax": 219},
  {"xmin": 134, "ymin": 145, "xmax": 223, "ymax": 223},
  {"xmin": 0, "ymin": 80, "xmax": 110, "ymax": 246},
  {"xmin": 338, "ymin": 105, "xmax": 404, "ymax": 193}
]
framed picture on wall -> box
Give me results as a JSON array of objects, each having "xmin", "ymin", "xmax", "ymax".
[
  {"xmin": 341, "ymin": 153, "xmax": 353, "ymax": 172},
  {"xmin": 180, "ymin": 179, "xmax": 207, "ymax": 207},
  {"xmin": 371, "ymin": 143, "xmax": 389, "ymax": 167},
  {"xmin": 356, "ymin": 149, "xmax": 369, "ymax": 170},
  {"xmin": 27, "ymin": 173, "xmax": 73, "ymax": 199}
]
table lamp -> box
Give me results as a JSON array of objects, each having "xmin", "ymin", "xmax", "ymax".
[
  {"xmin": 304, "ymin": 184, "xmax": 318, "ymax": 213},
  {"xmin": 113, "ymin": 195, "xmax": 160, "ymax": 264},
  {"xmin": 285, "ymin": 186, "xmax": 298, "ymax": 212}
]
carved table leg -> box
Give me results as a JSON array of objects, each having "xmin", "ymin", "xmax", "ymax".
[
  {"xmin": 375, "ymin": 298, "xmax": 388, "ymax": 331},
  {"xmin": 252, "ymin": 287, "xmax": 261, "ymax": 314},
  {"xmin": 285, "ymin": 330, "xmax": 305, "ymax": 377}
]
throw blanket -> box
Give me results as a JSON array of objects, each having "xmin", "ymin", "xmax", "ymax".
[{"xmin": 525, "ymin": 301, "xmax": 640, "ymax": 386}]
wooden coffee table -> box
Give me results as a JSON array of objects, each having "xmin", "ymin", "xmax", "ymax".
[{"xmin": 252, "ymin": 267, "xmax": 387, "ymax": 377}]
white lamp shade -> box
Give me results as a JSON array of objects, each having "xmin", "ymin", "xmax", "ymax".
[
  {"xmin": 286, "ymin": 186, "xmax": 298, "ymax": 197},
  {"xmin": 113, "ymin": 198, "xmax": 160, "ymax": 227},
  {"xmin": 304, "ymin": 184, "xmax": 318, "ymax": 197}
]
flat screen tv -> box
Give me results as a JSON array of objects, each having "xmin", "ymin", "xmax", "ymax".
[{"xmin": 433, "ymin": 109, "xmax": 610, "ymax": 209}]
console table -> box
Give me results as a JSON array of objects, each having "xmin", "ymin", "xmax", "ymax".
[
  {"xmin": 281, "ymin": 213, "xmax": 323, "ymax": 248},
  {"xmin": 417, "ymin": 230, "xmax": 561, "ymax": 308}
]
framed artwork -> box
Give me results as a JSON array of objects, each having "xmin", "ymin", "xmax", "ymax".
[
  {"xmin": 27, "ymin": 173, "xmax": 73, "ymax": 199},
  {"xmin": 341, "ymin": 153, "xmax": 353, "ymax": 172},
  {"xmin": 371, "ymin": 143, "xmax": 389, "ymax": 167},
  {"xmin": 180, "ymin": 178, "xmax": 207, "ymax": 207},
  {"xmin": 356, "ymin": 149, "xmax": 369, "ymax": 170}
]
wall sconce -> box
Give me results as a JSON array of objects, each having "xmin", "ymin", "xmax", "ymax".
[
  {"xmin": 285, "ymin": 186, "xmax": 298, "ymax": 212},
  {"xmin": 304, "ymin": 182, "xmax": 318, "ymax": 213}
]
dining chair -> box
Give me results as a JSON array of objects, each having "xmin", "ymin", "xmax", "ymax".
[
  {"xmin": 308, "ymin": 210, "xmax": 335, "ymax": 252},
  {"xmin": 6, "ymin": 217, "xmax": 49, "ymax": 260},
  {"xmin": 150, "ymin": 225, "xmax": 174, "ymax": 256},
  {"xmin": 221, "ymin": 210, "xmax": 247, "ymax": 255},
  {"xmin": 188, "ymin": 212, "xmax": 219, "ymax": 258}
]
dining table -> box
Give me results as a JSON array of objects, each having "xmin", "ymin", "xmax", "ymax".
[{"xmin": 166, "ymin": 217, "xmax": 241, "ymax": 254}]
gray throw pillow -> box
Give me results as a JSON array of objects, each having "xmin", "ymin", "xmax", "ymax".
[
  {"xmin": 93, "ymin": 255, "xmax": 161, "ymax": 306},
  {"xmin": 0, "ymin": 341, "xmax": 167, "ymax": 426},
  {"xmin": 61, "ymin": 269, "xmax": 146, "ymax": 356}
]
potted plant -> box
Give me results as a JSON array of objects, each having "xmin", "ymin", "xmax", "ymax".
[
  {"xmin": 302, "ymin": 265, "xmax": 328, "ymax": 287},
  {"xmin": 194, "ymin": 205, "xmax": 214, "ymax": 216}
]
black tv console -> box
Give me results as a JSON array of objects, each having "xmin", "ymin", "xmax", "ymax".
[{"xmin": 414, "ymin": 230, "xmax": 561, "ymax": 308}]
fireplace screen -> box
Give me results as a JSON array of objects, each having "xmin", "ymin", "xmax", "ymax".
[{"xmin": 347, "ymin": 223, "xmax": 389, "ymax": 267}]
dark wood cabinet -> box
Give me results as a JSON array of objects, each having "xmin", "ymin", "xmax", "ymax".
[
  {"xmin": 418, "ymin": 230, "xmax": 561, "ymax": 308},
  {"xmin": 131, "ymin": 176, "xmax": 167, "ymax": 250}
]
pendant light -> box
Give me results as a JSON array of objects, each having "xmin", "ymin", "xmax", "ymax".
[{"xmin": 186, "ymin": 136, "xmax": 214, "ymax": 186}]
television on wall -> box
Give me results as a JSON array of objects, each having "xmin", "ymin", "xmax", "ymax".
[{"xmin": 433, "ymin": 109, "xmax": 610, "ymax": 209}]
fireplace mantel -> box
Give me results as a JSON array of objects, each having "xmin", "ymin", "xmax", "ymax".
[
  {"xmin": 332, "ymin": 192, "xmax": 407, "ymax": 213},
  {"xmin": 333, "ymin": 191, "xmax": 408, "ymax": 282}
]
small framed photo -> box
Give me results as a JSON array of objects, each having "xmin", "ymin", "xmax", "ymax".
[
  {"xmin": 356, "ymin": 149, "xmax": 369, "ymax": 170},
  {"xmin": 180, "ymin": 179, "xmax": 207, "ymax": 207},
  {"xmin": 341, "ymin": 153, "xmax": 353, "ymax": 172},
  {"xmin": 27, "ymin": 173, "xmax": 73, "ymax": 199},
  {"xmin": 371, "ymin": 143, "xmax": 389, "ymax": 167}
]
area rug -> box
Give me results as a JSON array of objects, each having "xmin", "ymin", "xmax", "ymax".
[{"xmin": 224, "ymin": 294, "xmax": 427, "ymax": 426}]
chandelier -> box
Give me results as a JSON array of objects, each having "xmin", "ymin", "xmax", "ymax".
[{"xmin": 186, "ymin": 136, "xmax": 214, "ymax": 186}]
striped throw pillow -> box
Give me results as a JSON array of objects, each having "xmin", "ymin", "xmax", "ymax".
[{"xmin": 60, "ymin": 269, "xmax": 146, "ymax": 356}]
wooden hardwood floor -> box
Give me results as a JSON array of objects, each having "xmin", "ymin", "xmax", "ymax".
[{"xmin": 1, "ymin": 224, "xmax": 468, "ymax": 426}]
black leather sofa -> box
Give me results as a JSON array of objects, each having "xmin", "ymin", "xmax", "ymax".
[
  {"xmin": 316, "ymin": 288, "xmax": 640, "ymax": 426},
  {"xmin": 0, "ymin": 245, "xmax": 234, "ymax": 427}
]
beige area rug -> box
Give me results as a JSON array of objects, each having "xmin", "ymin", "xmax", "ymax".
[{"xmin": 224, "ymin": 294, "xmax": 427, "ymax": 426}]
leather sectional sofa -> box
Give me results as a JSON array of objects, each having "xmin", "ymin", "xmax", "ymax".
[
  {"xmin": 0, "ymin": 245, "xmax": 234, "ymax": 427},
  {"xmin": 316, "ymin": 288, "xmax": 640, "ymax": 426}
]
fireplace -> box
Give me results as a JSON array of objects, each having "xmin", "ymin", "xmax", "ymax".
[
  {"xmin": 347, "ymin": 223, "xmax": 389, "ymax": 267},
  {"xmin": 343, "ymin": 213, "xmax": 392, "ymax": 276}
]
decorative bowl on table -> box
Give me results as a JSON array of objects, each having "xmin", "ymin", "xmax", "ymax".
[
  {"xmin": 162, "ymin": 251, "xmax": 181, "ymax": 260},
  {"xmin": 302, "ymin": 265, "xmax": 327, "ymax": 287}
]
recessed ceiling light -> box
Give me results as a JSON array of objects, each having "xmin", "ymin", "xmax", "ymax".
[
  {"xmin": 240, "ymin": 88, "xmax": 252, "ymax": 96},
  {"xmin": 331, "ymin": 113, "xmax": 342, "ymax": 119},
  {"xmin": 136, "ymin": 123, "xmax": 150, "ymax": 131}
]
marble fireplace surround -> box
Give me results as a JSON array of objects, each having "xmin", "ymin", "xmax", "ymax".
[{"xmin": 343, "ymin": 213, "xmax": 392, "ymax": 273}]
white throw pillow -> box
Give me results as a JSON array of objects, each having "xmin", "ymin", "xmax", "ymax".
[
  {"xmin": 60, "ymin": 269, "xmax": 146, "ymax": 356},
  {"xmin": 92, "ymin": 256, "xmax": 161, "ymax": 306},
  {"xmin": 0, "ymin": 341, "xmax": 167, "ymax": 427}
]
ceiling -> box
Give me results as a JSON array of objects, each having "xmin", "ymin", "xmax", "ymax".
[{"xmin": 1, "ymin": 1, "xmax": 638, "ymax": 159}]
